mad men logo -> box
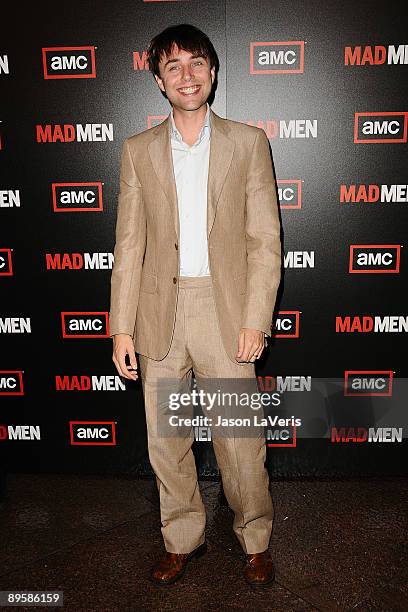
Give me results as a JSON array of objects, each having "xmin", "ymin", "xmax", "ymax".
[
  {"xmin": 247, "ymin": 120, "xmax": 317, "ymax": 140},
  {"xmin": 0, "ymin": 371, "xmax": 24, "ymax": 395},
  {"xmin": 0, "ymin": 425, "xmax": 40, "ymax": 440},
  {"xmin": 340, "ymin": 184, "xmax": 408, "ymax": 204},
  {"xmin": 345, "ymin": 45, "xmax": 408, "ymax": 66},
  {"xmin": 250, "ymin": 41, "xmax": 304, "ymax": 74},
  {"xmin": 133, "ymin": 51, "xmax": 149, "ymax": 71},
  {"xmin": 344, "ymin": 371, "xmax": 393, "ymax": 396},
  {"xmin": 148, "ymin": 115, "xmax": 167, "ymax": 129},
  {"xmin": 331, "ymin": 427, "xmax": 402, "ymax": 443},
  {"xmin": 0, "ymin": 248, "xmax": 13, "ymax": 276},
  {"xmin": 278, "ymin": 180, "xmax": 302, "ymax": 209},
  {"xmin": 0, "ymin": 318, "xmax": 31, "ymax": 333},
  {"xmin": 336, "ymin": 316, "xmax": 408, "ymax": 333},
  {"xmin": 354, "ymin": 112, "xmax": 408, "ymax": 143},
  {"xmin": 258, "ymin": 375, "xmax": 312, "ymax": 392},
  {"xmin": 349, "ymin": 245, "xmax": 401, "ymax": 273},
  {"xmin": 55, "ymin": 375, "xmax": 125, "ymax": 391},
  {"xmin": 36, "ymin": 124, "xmax": 113, "ymax": 143},
  {"xmin": 194, "ymin": 427, "xmax": 212, "ymax": 442},
  {"xmin": 272, "ymin": 311, "xmax": 300, "ymax": 338},
  {"xmin": 42, "ymin": 46, "xmax": 96, "ymax": 79},
  {"xmin": 284, "ymin": 251, "xmax": 315, "ymax": 268},
  {"xmin": 0, "ymin": 54, "xmax": 9, "ymax": 75},
  {"xmin": 52, "ymin": 182, "xmax": 103, "ymax": 212},
  {"xmin": 0, "ymin": 190, "xmax": 20, "ymax": 207},
  {"xmin": 61, "ymin": 312, "xmax": 109, "ymax": 338},
  {"xmin": 46, "ymin": 253, "xmax": 113, "ymax": 270},
  {"xmin": 69, "ymin": 421, "xmax": 116, "ymax": 445}
]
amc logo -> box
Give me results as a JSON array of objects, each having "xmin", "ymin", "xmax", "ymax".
[
  {"xmin": 344, "ymin": 371, "xmax": 394, "ymax": 396},
  {"xmin": 250, "ymin": 41, "xmax": 304, "ymax": 74},
  {"xmin": 70, "ymin": 421, "xmax": 116, "ymax": 445},
  {"xmin": 272, "ymin": 311, "xmax": 301, "ymax": 338},
  {"xmin": 52, "ymin": 182, "xmax": 103, "ymax": 212},
  {"xmin": 278, "ymin": 180, "xmax": 302, "ymax": 209},
  {"xmin": 61, "ymin": 312, "xmax": 109, "ymax": 338},
  {"xmin": 354, "ymin": 112, "xmax": 408, "ymax": 143},
  {"xmin": 0, "ymin": 248, "xmax": 13, "ymax": 276},
  {"xmin": 266, "ymin": 426, "xmax": 297, "ymax": 447},
  {"xmin": 42, "ymin": 46, "xmax": 96, "ymax": 79},
  {"xmin": 349, "ymin": 245, "xmax": 401, "ymax": 273},
  {"xmin": 0, "ymin": 371, "xmax": 24, "ymax": 396}
]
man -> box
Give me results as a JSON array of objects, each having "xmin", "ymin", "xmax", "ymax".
[{"xmin": 109, "ymin": 24, "xmax": 281, "ymax": 586}]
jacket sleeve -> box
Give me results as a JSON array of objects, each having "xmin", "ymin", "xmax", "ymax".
[
  {"xmin": 109, "ymin": 138, "xmax": 147, "ymax": 337},
  {"xmin": 240, "ymin": 128, "xmax": 281, "ymax": 336}
]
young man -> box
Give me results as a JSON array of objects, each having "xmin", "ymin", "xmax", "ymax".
[{"xmin": 109, "ymin": 24, "xmax": 281, "ymax": 586}]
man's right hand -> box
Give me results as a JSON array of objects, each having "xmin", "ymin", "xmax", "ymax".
[{"xmin": 112, "ymin": 334, "xmax": 138, "ymax": 381}]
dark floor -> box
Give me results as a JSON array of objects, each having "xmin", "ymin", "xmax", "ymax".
[{"xmin": 0, "ymin": 475, "xmax": 407, "ymax": 611}]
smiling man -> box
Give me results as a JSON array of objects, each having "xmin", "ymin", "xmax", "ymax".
[{"xmin": 109, "ymin": 23, "xmax": 281, "ymax": 586}]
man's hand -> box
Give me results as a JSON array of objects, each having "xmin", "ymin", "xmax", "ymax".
[
  {"xmin": 236, "ymin": 328, "xmax": 265, "ymax": 363},
  {"xmin": 112, "ymin": 334, "xmax": 138, "ymax": 381}
]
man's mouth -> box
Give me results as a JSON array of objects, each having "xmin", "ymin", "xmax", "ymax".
[{"xmin": 177, "ymin": 85, "xmax": 201, "ymax": 96}]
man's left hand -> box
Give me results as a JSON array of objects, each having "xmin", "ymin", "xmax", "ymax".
[{"xmin": 236, "ymin": 328, "xmax": 265, "ymax": 363}]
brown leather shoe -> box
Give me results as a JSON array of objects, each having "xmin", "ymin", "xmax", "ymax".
[
  {"xmin": 150, "ymin": 542, "xmax": 207, "ymax": 585},
  {"xmin": 243, "ymin": 550, "xmax": 275, "ymax": 586}
]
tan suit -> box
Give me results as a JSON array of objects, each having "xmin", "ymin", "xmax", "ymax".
[
  {"xmin": 109, "ymin": 108, "xmax": 282, "ymax": 555},
  {"xmin": 109, "ymin": 108, "xmax": 281, "ymax": 361}
]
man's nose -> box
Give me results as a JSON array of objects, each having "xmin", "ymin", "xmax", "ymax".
[{"xmin": 181, "ymin": 66, "xmax": 193, "ymax": 80}]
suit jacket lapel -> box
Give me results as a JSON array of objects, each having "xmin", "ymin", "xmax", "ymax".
[{"xmin": 147, "ymin": 107, "xmax": 235, "ymax": 240}]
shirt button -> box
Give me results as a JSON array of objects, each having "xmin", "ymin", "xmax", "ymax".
[
  {"xmin": 175, "ymin": 243, "xmax": 178, "ymax": 250},
  {"xmin": 173, "ymin": 277, "xmax": 177, "ymax": 284}
]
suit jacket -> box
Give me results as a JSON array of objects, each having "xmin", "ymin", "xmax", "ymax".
[{"xmin": 109, "ymin": 107, "xmax": 281, "ymax": 363}]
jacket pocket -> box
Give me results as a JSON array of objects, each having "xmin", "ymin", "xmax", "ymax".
[{"xmin": 140, "ymin": 271, "xmax": 157, "ymax": 294}]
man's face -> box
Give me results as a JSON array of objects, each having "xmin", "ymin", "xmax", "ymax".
[{"xmin": 155, "ymin": 44, "xmax": 215, "ymax": 111}]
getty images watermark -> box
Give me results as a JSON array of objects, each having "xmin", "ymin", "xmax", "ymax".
[
  {"xmin": 167, "ymin": 385, "xmax": 293, "ymax": 427},
  {"xmin": 150, "ymin": 376, "xmax": 408, "ymax": 441},
  {"xmin": 155, "ymin": 376, "xmax": 293, "ymax": 438}
]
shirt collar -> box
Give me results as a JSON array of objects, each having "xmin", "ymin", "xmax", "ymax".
[{"xmin": 170, "ymin": 102, "xmax": 211, "ymax": 145}]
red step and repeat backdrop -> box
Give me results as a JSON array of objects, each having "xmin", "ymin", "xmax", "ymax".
[{"xmin": 1, "ymin": 0, "xmax": 407, "ymax": 478}]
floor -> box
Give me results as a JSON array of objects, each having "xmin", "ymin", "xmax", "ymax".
[{"xmin": 0, "ymin": 474, "xmax": 407, "ymax": 611}]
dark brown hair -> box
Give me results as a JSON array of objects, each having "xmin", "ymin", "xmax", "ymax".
[{"xmin": 146, "ymin": 23, "xmax": 219, "ymax": 79}]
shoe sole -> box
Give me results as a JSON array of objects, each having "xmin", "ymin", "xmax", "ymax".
[
  {"xmin": 244, "ymin": 571, "xmax": 276, "ymax": 588},
  {"xmin": 149, "ymin": 541, "xmax": 208, "ymax": 586}
]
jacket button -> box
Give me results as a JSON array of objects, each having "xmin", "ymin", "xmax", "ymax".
[
  {"xmin": 173, "ymin": 277, "xmax": 177, "ymax": 284},
  {"xmin": 175, "ymin": 243, "xmax": 178, "ymax": 250}
]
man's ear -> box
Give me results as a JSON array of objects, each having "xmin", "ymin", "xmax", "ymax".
[
  {"xmin": 154, "ymin": 74, "xmax": 165, "ymax": 93},
  {"xmin": 210, "ymin": 66, "xmax": 215, "ymax": 84}
]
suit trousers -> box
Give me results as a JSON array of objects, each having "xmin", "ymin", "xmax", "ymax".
[{"xmin": 138, "ymin": 275, "xmax": 273, "ymax": 554}]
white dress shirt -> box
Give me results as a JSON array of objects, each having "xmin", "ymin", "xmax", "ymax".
[
  {"xmin": 169, "ymin": 104, "xmax": 267, "ymax": 342},
  {"xmin": 169, "ymin": 102, "xmax": 211, "ymax": 277}
]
